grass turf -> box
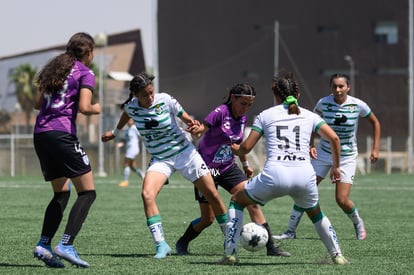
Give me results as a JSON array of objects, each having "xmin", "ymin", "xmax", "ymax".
[{"xmin": 0, "ymin": 172, "xmax": 413, "ymax": 274}]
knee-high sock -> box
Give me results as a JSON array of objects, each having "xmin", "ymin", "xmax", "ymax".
[
  {"xmin": 215, "ymin": 213, "xmax": 228, "ymax": 236},
  {"xmin": 225, "ymin": 201, "xmax": 244, "ymax": 255},
  {"xmin": 178, "ymin": 218, "xmax": 202, "ymax": 244},
  {"xmin": 345, "ymin": 206, "xmax": 361, "ymax": 224},
  {"xmin": 40, "ymin": 191, "xmax": 70, "ymax": 245},
  {"xmin": 123, "ymin": 166, "xmax": 131, "ymax": 181},
  {"xmin": 147, "ymin": 214, "xmax": 165, "ymax": 244},
  {"xmin": 61, "ymin": 190, "xmax": 96, "ymax": 245},
  {"xmin": 262, "ymin": 222, "xmax": 276, "ymax": 248},
  {"xmin": 311, "ymin": 211, "xmax": 342, "ymax": 257},
  {"xmin": 287, "ymin": 204, "xmax": 305, "ymax": 232}
]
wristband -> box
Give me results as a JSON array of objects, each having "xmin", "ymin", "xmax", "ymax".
[
  {"xmin": 242, "ymin": 161, "xmax": 249, "ymax": 167},
  {"xmin": 112, "ymin": 128, "xmax": 120, "ymax": 136}
]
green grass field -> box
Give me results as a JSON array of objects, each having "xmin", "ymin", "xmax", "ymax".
[{"xmin": 0, "ymin": 172, "xmax": 413, "ymax": 274}]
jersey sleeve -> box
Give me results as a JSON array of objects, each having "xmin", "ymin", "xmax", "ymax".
[
  {"xmin": 357, "ymin": 98, "xmax": 371, "ymax": 117},
  {"xmin": 204, "ymin": 105, "xmax": 224, "ymax": 128},
  {"xmin": 251, "ymin": 113, "xmax": 264, "ymax": 135},
  {"xmin": 313, "ymin": 97, "xmax": 324, "ymax": 114},
  {"xmin": 164, "ymin": 93, "xmax": 184, "ymax": 117},
  {"xmin": 79, "ymin": 64, "xmax": 95, "ymax": 92}
]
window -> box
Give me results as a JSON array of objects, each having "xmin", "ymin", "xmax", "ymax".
[{"xmin": 374, "ymin": 21, "xmax": 398, "ymax": 44}]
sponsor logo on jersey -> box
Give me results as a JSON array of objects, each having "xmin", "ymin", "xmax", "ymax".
[{"xmin": 276, "ymin": 151, "xmax": 306, "ymax": 161}]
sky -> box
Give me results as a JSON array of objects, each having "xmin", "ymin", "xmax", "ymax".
[{"xmin": 0, "ymin": 0, "xmax": 155, "ymax": 67}]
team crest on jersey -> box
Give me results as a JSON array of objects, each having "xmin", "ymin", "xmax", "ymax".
[
  {"xmin": 348, "ymin": 104, "xmax": 357, "ymax": 112},
  {"xmin": 212, "ymin": 144, "xmax": 233, "ymax": 164},
  {"xmin": 83, "ymin": 155, "xmax": 90, "ymax": 165},
  {"xmin": 155, "ymin": 104, "xmax": 163, "ymax": 115}
]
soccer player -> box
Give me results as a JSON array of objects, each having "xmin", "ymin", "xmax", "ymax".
[
  {"xmin": 101, "ymin": 72, "xmax": 228, "ymax": 259},
  {"xmin": 117, "ymin": 118, "xmax": 144, "ymax": 187},
  {"xmin": 33, "ymin": 32, "xmax": 100, "ymax": 268},
  {"xmin": 218, "ymin": 73, "xmax": 348, "ymax": 265},
  {"xmin": 176, "ymin": 83, "xmax": 290, "ymax": 257},
  {"xmin": 274, "ymin": 73, "xmax": 381, "ymax": 241}
]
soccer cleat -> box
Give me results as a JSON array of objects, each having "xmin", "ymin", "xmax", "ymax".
[
  {"xmin": 54, "ymin": 242, "xmax": 90, "ymax": 268},
  {"xmin": 354, "ymin": 219, "xmax": 366, "ymax": 240},
  {"xmin": 267, "ymin": 246, "xmax": 291, "ymax": 257},
  {"xmin": 33, "ymin": 243, "xmax": 65, "ymax": 268},
  {"xmin": 217, "ymin": 255, "xmax": 238, "ymax": 265},
  {"xmin": 272, "ymin": 231, "xmax": 296, "ymax": 240},
  {"xmin": 118, "ymin": 181, "xmax": 129, "ymax": 187},
  {"xmin": 175, "ymin": 239, "xmax": 189, "ymax": 256},
  {"xmin": 332, "ymin": 254, "xmax": 349, "ymax": 265},
  {"xmin": 154, "ymin": 241, "xmax": 172, "ymax": 259}
]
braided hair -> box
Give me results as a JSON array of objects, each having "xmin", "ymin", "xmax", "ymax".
[
  {"xmin": 120, "ymin": 72, "xmax": 155, "ymax": 109},
  {"xmin": 272, "ymin": 73, "xmax": 300, "ymax": 115},
  {"xmin": 224, "ymin": 83, "xmax": 256, "ymax": 105}
]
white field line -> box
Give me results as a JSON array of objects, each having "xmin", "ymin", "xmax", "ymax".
[{"xmin": 0, "ymin": 180, "xmax": 413, "ymax": 191}]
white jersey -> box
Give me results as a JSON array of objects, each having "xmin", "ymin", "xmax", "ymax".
[
  {"xmin": 252, "ymin": 104, "xmax": 325, "ymax": 167},
  {"xmin": 123, "ymin": 93, "xmax": 194, "ymax": 160},
  {"xmin": 314, "ymin": 94, "xmax": 371, "ymax": 157},
  {"xmin": 125, "ymin": 124, "xmax": 140, "ymax": 159}
]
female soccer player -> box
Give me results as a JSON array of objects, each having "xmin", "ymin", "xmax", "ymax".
[
  {"xmin": 101, "ymin": 72, "xmax": 228, "ymax": 259},
  {"xmin": 274, "ymin": 73, "xmax": 381, "ymax": 241},
  {"xmin": 117, "ymin": 118, "xmax": 144, "ymax": 187},
  {"xmin": 218, "ymin": 73, "xmax": 348, "ymax": 265},
  {"xmin": 176, "ymin": 83, "xmax": 289, "ymax": 257},
  {"xmin": 33, "ymin": 32, "xmax": 100, "ymax": 268}
]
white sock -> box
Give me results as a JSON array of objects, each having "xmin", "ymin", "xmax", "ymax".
[
  {"xmin": 347, "ymin": 207, "xmax": 361, "ymax": 224},
  {"xmin": 313, "ymin": 215, "xmax": 342, "ymax": 257},
  {"xmin": 287, "ymin": 206, "xmax": 304, "ymax": 232},
  {"xmin": 123, "ymin": 166, "xmax": 131, "ymax": 182},
  {"xmin": 147, "ymin": 215, "xmax": 165, "ymax": 244},
  {"xmin": 225, "ymin": 201, "xmax": 244, "ymax": 255}
]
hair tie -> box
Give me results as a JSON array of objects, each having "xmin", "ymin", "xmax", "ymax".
[{"xmin": 284, "ymin": 95, "xmax": 298, "ymax": 106}]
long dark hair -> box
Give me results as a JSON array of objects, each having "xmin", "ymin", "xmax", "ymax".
[
  {"xmin": 272, "ymin": 72, "xmax": 300, "ymax": 115},
  {"xmin": 37, "ymin": 32, "xmax": 95, "ymax": 94},
  {"xmin": 329, "ymin": 73, "xmax": 350, "ymax": 87},
  {"xmin": 120, "ymin": 72, "xmax": 155, "ymax": 109},
  {"xmin": 223, "ymin": 83, "xmax": 256, "ymax": 105}
]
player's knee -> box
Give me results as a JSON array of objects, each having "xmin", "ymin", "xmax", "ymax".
[
  {"xmin": 141, "ymin": 189, "xmax": 156, "ymax": 202},
  {"xmin": 199, "ymin": 217, "xmax": 214, "ymax": 229},
  {"xmin": 335, "ymin": 195, "xmax": 348, "ymax": 207}
]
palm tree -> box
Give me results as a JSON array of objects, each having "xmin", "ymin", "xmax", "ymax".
[{"xmin": 10, "ymin": 64, "xmax": 38, "ymax": 133}]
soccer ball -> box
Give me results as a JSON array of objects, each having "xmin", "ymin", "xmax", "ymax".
[{"xmin": 239, "ymin": 222, "xmax": 268, "ymax": 252}]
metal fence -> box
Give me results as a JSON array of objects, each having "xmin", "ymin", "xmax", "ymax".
[
  {"xmin": 1, "ymin": 132, "xmax": 406, "ymax": 178},
  {"xmin": 0, "ymin": 133, "xmax": 262, "ymax": 178}
]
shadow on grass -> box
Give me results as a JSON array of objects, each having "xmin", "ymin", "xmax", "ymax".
[
  {"xmin": 189, "ymin": 261, "xmax": 313, "ymax": 266},
  {"xmin": 88, "ymin": 253, "xmax": 154, "ymax": 258},
  {"xmin": 86, "ymin": 252, "xmax": 225, "ymax": 258},
  {"xmin": 0, "ymin": 263, "xmax": 41, "ymax": 268}
]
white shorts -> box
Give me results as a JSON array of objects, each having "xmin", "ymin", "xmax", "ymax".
[
  {"xmin": 147, "ymin": 146, "xmax": 209, "ymax": 183},
  {"xmin": 125, "ymin": 144, "xmax": 140, "ymax": 159},
  {"xmin": 311, "ymin": 148, "xmax": 357, "ymax": 184},
  {"xmin": 244, "ymin": 164, "xmax": 319, "ymax": 210}
]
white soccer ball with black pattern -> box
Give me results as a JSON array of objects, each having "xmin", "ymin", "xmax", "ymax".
[{"xmin": 239, "ymin": 222, "xmax": 268, "ymax": 252}]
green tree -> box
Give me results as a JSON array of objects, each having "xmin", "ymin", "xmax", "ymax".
[{"xmin": 10, "ymin": 63, "xmax": 38, "ymax": 133}]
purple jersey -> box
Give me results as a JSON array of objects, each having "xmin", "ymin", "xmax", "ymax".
[
  {"xmin": 34, "ymin": 61, "xmax": 95, "ymax": 135},
  {"xmin": 198, "ymin": 104, "xmax": 247, "ymax": 174}
]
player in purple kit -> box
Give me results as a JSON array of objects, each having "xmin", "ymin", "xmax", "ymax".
[
  {"xmin": 33, "ymin": 32, "xmax": 100, "ymax": 268},
  {"xmin": 176, "ymin": 83, "xmax": 290, "ymax": 257}
]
